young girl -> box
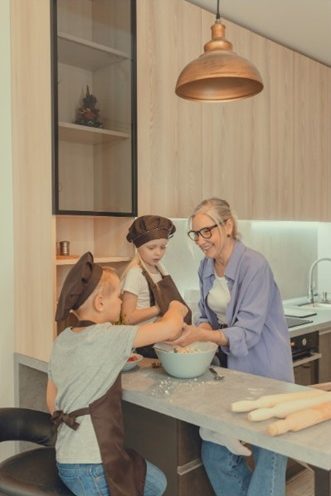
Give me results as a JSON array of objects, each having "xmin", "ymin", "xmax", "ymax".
[
  {"xmin": 47, "ymin": 252, "xmax": 187, "ymax": 496},
  {"xmin": 121, "ymin": 215, "xmax": 191, "ymax": 357}
]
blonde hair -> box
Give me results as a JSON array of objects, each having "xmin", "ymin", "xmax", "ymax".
[
  {"xmin": 75, "ymin": 266, "xmax": 118, "ymax": 315},
  {"xmin": 121, "ymin": 248, "xmax": 166, "ymax": 287},
  {"xmin": 191, "ymin": 198, "xmax": 240, "ymax": 240}
]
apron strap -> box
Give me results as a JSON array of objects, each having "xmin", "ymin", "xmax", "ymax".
[
  {"xmin": 51, "ymin": 407, "xmax": 90, "ymax": 430},
  {"xmin": 141, "ymin": 267, "xmax": 161, "ymax": 306},
  {"xmin": 74, "ymin": 320, "xmax": 97, "ymax": 328}
]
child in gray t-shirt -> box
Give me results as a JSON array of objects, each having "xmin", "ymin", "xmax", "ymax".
[{"xmin": 48, "ymin": 252, "xmax": 187, "ymax": 496}]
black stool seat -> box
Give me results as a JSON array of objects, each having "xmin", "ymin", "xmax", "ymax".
[
  {"xmin": 0, "ymin": 447, "xmax": 73, "ymax": 495},
  {"xmin": 0, "ymin": 408, "xmax": 74, "ymax": 496}
]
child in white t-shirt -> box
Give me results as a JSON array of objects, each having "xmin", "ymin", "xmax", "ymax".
[{"xmin": 121, "ymin": 215, "xmax": 191, "ymax": 357}]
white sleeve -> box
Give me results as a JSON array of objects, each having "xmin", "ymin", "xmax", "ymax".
[
  {"xmin": 199, "ymin": 427, "xmax": 252, "ymax": 456},
  {"xmin": 122, "ymin": 267, "xmax": 145, "ymax": 296}
]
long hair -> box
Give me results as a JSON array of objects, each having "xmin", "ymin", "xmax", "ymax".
[{"xmin": 120, "ymin": 249, "xmax": 166, "ymax": 290}]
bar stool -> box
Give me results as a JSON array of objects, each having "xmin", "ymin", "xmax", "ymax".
[{"xmin": 0, "ymin": 407, "xmax": 74, "ymax": 495}]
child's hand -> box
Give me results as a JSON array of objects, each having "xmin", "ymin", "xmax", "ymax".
[
  {"xmin": 168, "ymin": 300, "xmax": 188, "ymax": 317},
  {"xmin": 168, "ymin": 324, "xmax": 204, "ymax": 347}
]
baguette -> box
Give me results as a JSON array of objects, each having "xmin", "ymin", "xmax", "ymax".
[
  {"xmin": 267, "ymin": 402, "xmax": 331, "ymax": 436},
  {"xmin": 248, "ymin": 393, "xmax": 331, "ymax": 421},
  {"xmin": 231, "ymin": 389, "xmax": 325, "ymax": 413}
]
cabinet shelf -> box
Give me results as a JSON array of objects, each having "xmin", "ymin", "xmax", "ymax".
[
  {"xmin": 56, "ymin": 256, "xmax": 130, "ymax": 266},
  {"xmin": 58, "ymin": 32, "xmax": 130, "ymax": 71},
  {"xmin": 59, "ymin": 122, "xmax": 130, "ymax": 144},
  {"xmin": 54, "ymin": 0, "xmax": 137, "ymax": 216}
]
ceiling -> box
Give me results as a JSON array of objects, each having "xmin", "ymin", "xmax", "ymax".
[{"xmin": 186, "ymin": 0, "xmax": 331, "ymax": 67}]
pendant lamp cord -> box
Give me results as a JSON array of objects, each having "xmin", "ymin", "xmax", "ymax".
[{"xmin": 216, "ymin": 0, "xmax": 221, "ymax": 20}]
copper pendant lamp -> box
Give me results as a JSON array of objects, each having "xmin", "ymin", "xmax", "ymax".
[{"xmin": 175, "ymin": 0, "xmax": 263, "ymax": 102}]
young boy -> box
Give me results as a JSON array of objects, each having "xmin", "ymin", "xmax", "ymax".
[{"xmin": 47, "ymin": 252, "xmax": 187, "ymax": 496}]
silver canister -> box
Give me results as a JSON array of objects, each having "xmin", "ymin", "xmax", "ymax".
[{"xmin": 59, "ymin": 240, "xmax": 70, "ymax": 256}]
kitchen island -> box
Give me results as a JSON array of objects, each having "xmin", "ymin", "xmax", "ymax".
[
  {"xmin": 15, "ymin": 352, "xmax": 331, "ymax": 495},
  {"xmin": 122, "ymin": 360, "xmax": 331, "ymax": 496}
]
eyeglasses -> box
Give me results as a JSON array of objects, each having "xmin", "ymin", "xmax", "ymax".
[{"xmin": 187, "ymin": 224, "xmax": 218, "ymax": 241}]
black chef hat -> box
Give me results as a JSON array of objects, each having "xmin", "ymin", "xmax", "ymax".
[
  {"xmin": 127, "ymin": 215, "xmax": 176, "ymax": 248},
  {"xmin": 55, "ymin": 252, "xmax": 103, "ymax": 322}
]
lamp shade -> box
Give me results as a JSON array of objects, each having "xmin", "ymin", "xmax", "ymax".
[{"xmin": 175, "ymin": 21, "xmax": 263, "ymax": 102}]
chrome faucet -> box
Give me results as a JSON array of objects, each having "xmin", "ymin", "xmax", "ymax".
[{"xmin": 308, "ymin": 257, "xmax": 331, "ymax": 303}]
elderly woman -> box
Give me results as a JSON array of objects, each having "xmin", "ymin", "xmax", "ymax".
[{"xmin": 172, "ymin": 197, "xmax": 293, "ymax": 496}]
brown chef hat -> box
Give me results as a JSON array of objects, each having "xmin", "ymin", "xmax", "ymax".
[
  {"xmin": 55, "ymin": 252, "xmax": 103, "ymax": 322},
  {"xmin": 126, "ymin": 215, "xmax": 176, "ymax": 248}
]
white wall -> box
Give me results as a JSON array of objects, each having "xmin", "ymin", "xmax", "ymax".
[
  {"xmin": 317, "ymin": 224, "xmax": 331, "ymax": 298},
  {"xmin": 164, "ymin": 219, "xmax": 318, "ymax": 301},
  {"xmin": 0, "ymin": 0, "xmax": 15, "ymax": 460}
]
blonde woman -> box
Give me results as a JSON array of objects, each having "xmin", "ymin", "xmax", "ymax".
[{"xmin": 172, "ymin": 198, "xmax": 293, "ymax": 496}]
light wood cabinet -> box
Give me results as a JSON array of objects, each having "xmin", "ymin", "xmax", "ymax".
[
  {"xmin": 53, "ymin": 0, "xmax": 138, "ymax": 332},
  {"xmin": 54, "ymin": 0, "xmax": 137, "ymax": 216},
  {"xmin": 11, "ymin": 0, "xmax": 135, "ymax": 360},
  {"xmin": 11, "ymin": 0, "xmax": 55, "ymax": 361},
  {"xmin": 137, "ymin": 0, "xmax": 331, "ymax": 220},
  {"xmin": 55, "ymin": 215, "xmax": 134, "ymax": 334}
]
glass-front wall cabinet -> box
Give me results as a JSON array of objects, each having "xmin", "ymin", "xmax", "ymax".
[{"xmin": 52, "ymin": 0, "xmax": 137, "ymax": 216}]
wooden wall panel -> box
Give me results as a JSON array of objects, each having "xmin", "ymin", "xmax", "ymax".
[
  {"xmin": 137, "ymin": 0, "xmax": 331, "ymax": 221},
  {"xmin": 11, "ymin": 0, "xmax": 55, "ymax": 361},
  {"xmin": 137, "ymin": 0, "xmax": 203, "ymax": 217},
  {"xmin": 292, "ymin": 56, "xmax": 331, "ymax": 220},
  {"xmin": 202, "ymin": 18, "xmax": 297, "ymax": 220}
]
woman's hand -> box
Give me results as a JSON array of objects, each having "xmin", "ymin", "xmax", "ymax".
[
  {"xmin": 168, "ymin": 324, "xmax": 228, "ymax": 348},
  {"xmin": 168, "ymin": 324, "xmax": 205, "ymax": 347}
]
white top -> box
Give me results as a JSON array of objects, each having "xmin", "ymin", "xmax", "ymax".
[
  {"xmin": 122, "ymin": 266, "xmax": 163, "ymax": 310},
  {"xmin": 207, "ymin": 274, "xmax": 231, "ymax": 325},
  {"xmin": 48, "ymin": 323, "xmax": 137, "ymax": 463}
]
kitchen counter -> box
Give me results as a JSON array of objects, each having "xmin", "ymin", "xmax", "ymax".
[
  {"xmin": 14, "ymin": 353, "xmax": 331, "ymax": 469},
  {"xmin": 122, "ymin": 361, "xmax": 331, "ymax": 495},
  {"xmin": 15, "ymin": 353, "xmax": 331, "ymax": 495},
  {"xmin": 122, "ymin": 362, "xmax": 331, "ymax": 471},
  {"xmin": 283, "ymin": 299, "xmax": 331, "ymax": 338}
]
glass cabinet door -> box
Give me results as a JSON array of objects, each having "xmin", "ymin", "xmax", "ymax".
[{"xmin": 52, "ymin": 0, "xmax": 137, "ymax": 216}]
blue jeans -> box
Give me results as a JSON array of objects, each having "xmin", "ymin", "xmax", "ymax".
[
  {"xmin": 57, "ymin": 459, "xmax": 167, "ymax": 496},
  {"xmin": 201, "ymin": 441, "xmax": 287, "ymax": 496}
]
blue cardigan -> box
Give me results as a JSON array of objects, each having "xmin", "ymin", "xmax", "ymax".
[{"xmin": 197, "ymin": 241, "xmax": 294, "ymax": 382}]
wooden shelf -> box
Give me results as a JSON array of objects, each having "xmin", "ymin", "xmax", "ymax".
[
  {"xmin": 56, "ymin": 256, "xmax": 130, "ymax": 266},
  {"xmin": 58, "ymin": 122, "xmax": 130, "ymax": 144},
  {"xmin": 58, "ymin": 32, "xmax": 130, "ymax": 71}
]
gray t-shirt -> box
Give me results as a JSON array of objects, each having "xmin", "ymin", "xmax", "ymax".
[{"xmin": 48, "ymin": 322, "xmax": 137, "ymax": 463}]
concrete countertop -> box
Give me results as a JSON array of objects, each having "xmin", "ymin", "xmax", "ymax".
[
  {"xmin": 15, "ymin": 352, "xmax": 331, "ymax": 470},
  {"xmin": 122, "ymin": 362, "xmax": 331, "ymax": 471}
]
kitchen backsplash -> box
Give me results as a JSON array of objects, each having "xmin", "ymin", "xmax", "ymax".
[
  {"xmin": 163, "ymin": 219, "xmax": 320, "ymax": 301},
  {"xmin": 317, "ymin": 223, "xmax": 331, "ymax": 297}
]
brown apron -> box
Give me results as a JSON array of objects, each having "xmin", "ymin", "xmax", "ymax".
[
  {"xmin": 52, "ymin": 322, "xmax": 146, "ymax": 496},
  {"xmin": 136, "ymin": 268, "xmax": 192, "ymax": 358},
  {"xmin": 142, "ymin": 268, "xmax": 192, "ymax": 325},
  {"xmin": 136, "ymin": 269, "xmax": 192, "ymax": 358}
]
